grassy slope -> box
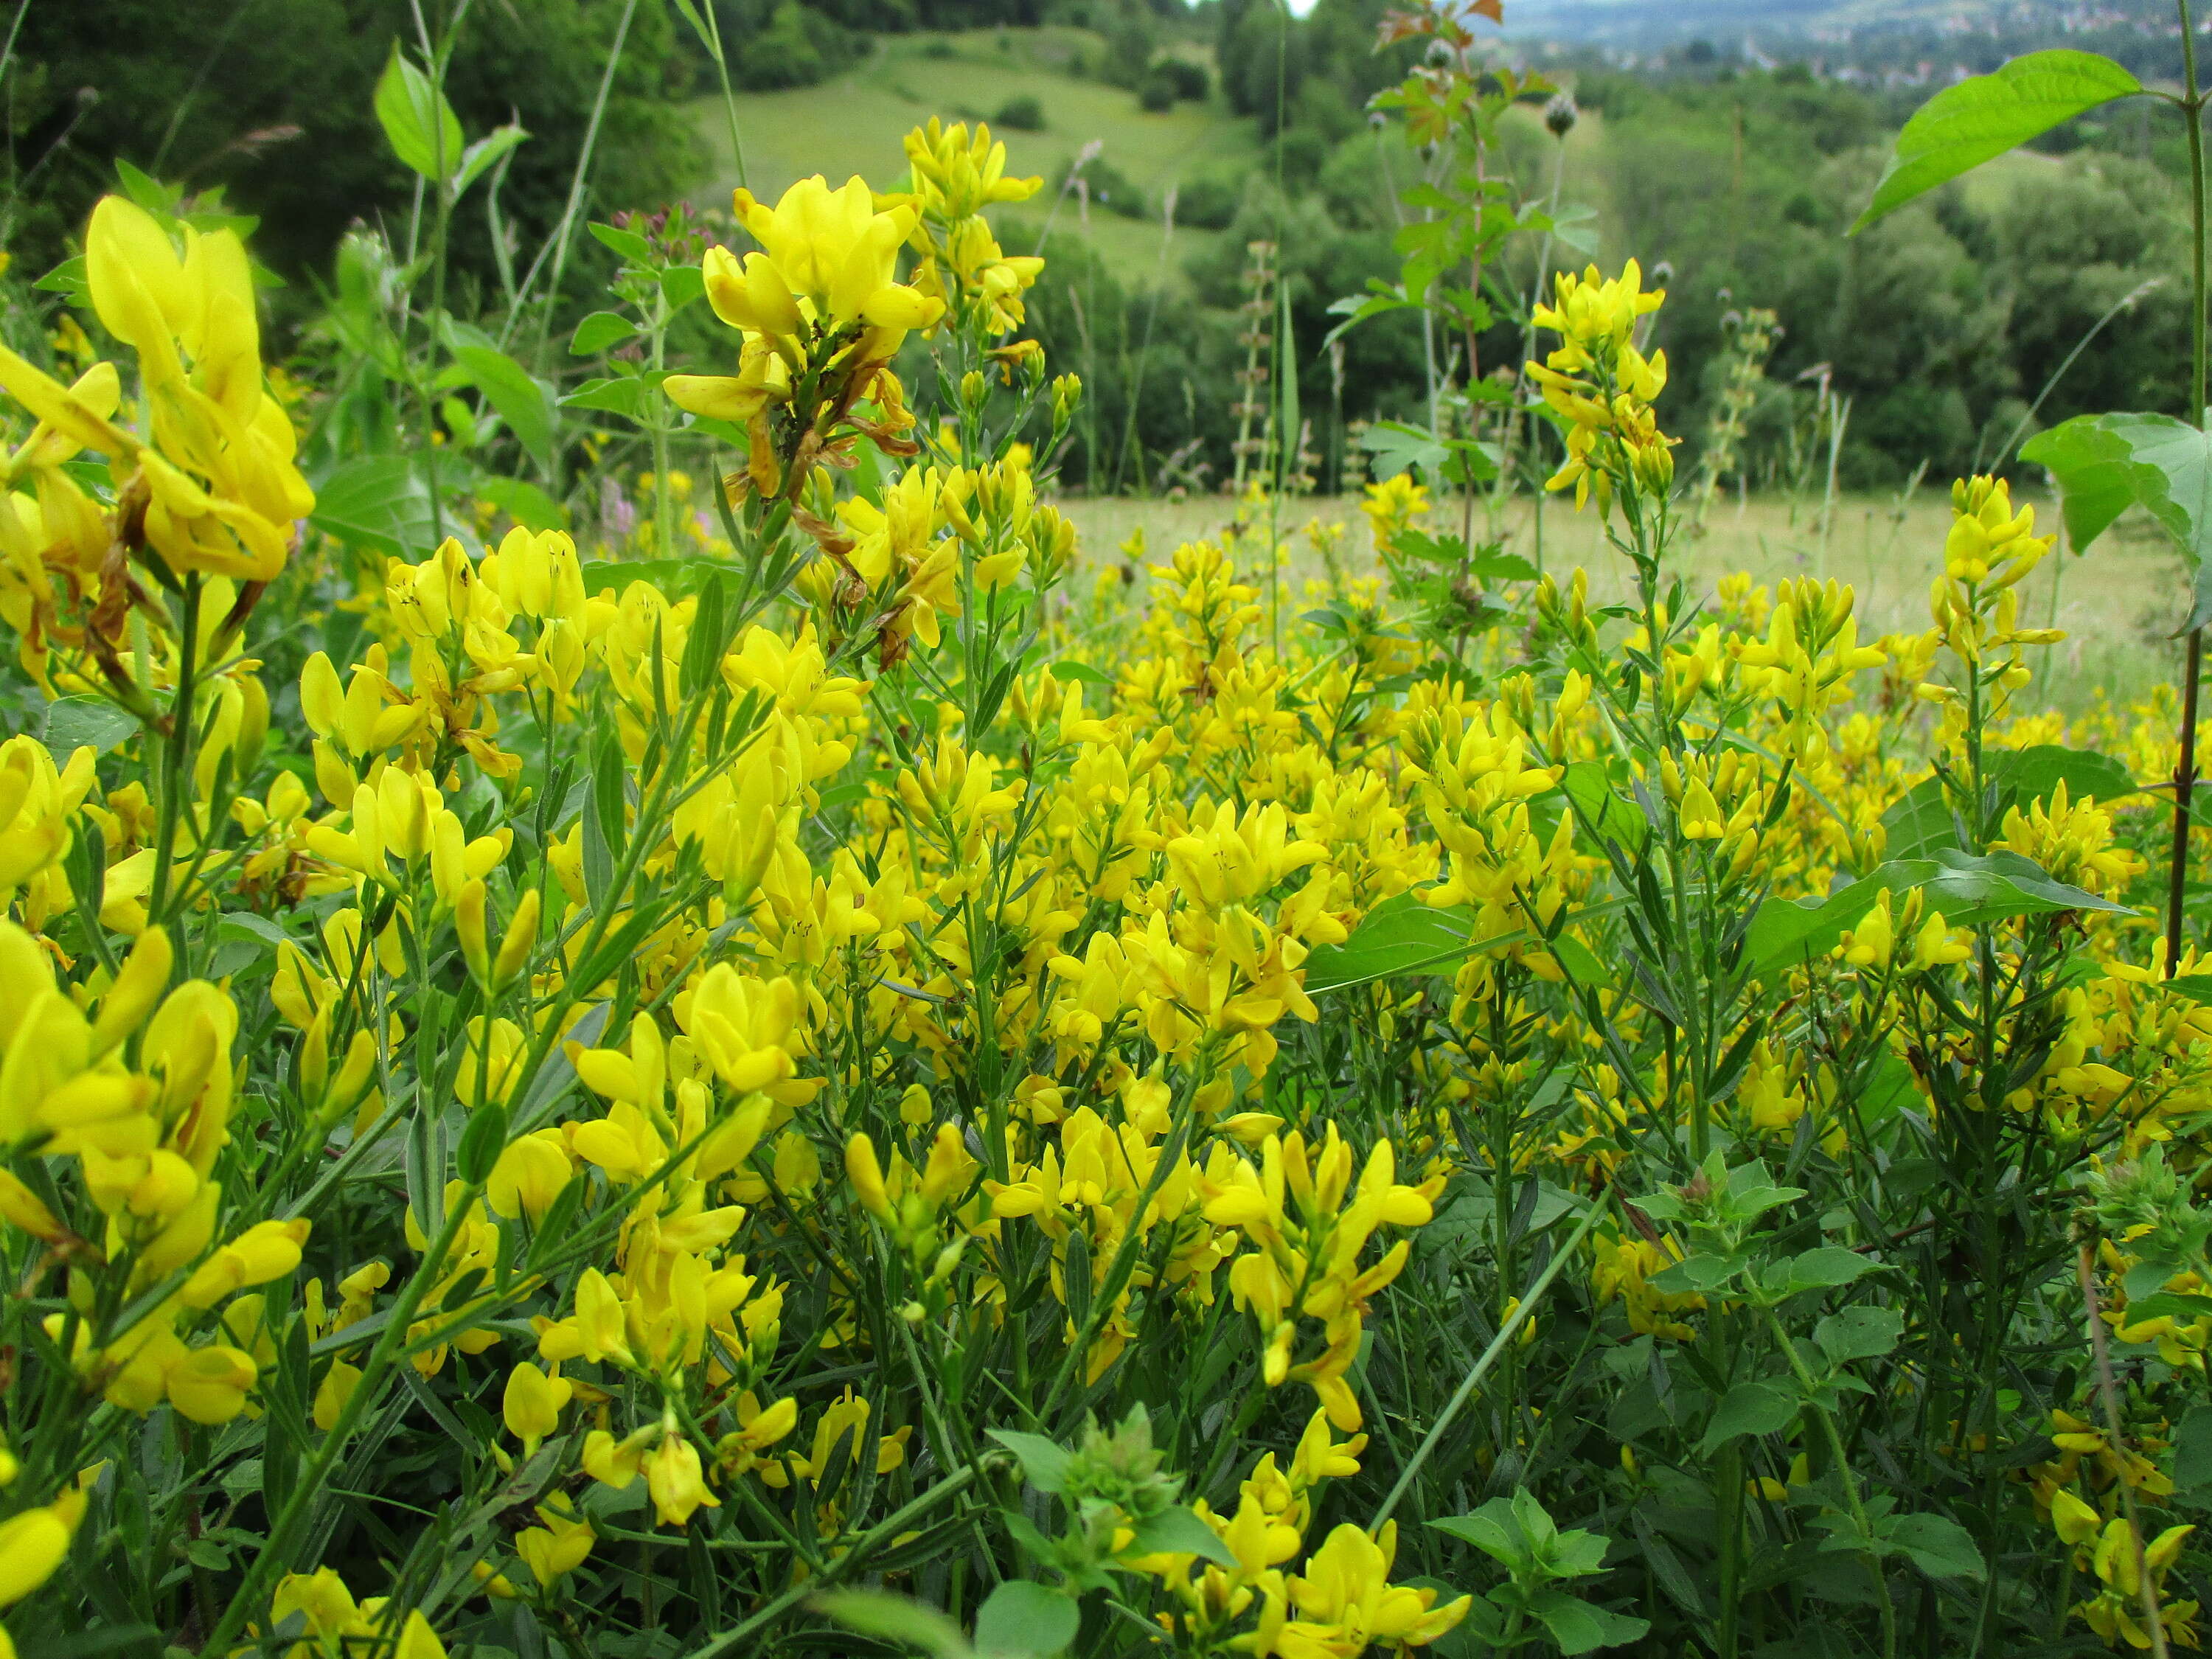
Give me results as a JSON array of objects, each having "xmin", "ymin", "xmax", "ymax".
[{"xmin": 685, "ymin": 27, "xmax": 1262, "ymax": 285}]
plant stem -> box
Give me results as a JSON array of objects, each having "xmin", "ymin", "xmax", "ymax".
[
  {"xmin": 2078, "ymin": 1242, "xmax": 2173, "ymax": 1659},
  {"xmin": 1763, "ymin": 1303, "xmax": 1896, "ymax": 1659},
  {"xmin": 2171, "ymin": 0, "xmax": 2208, "ymax": 978},
  {"xmin": 1369, "ymin": 1190, "xmax": 1612, "ymax": 1531}
]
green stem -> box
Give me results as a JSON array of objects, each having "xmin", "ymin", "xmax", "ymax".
[
  {"xmin": 1761, "ymin": 1303, "xmax": 1896, "ymax": 1659},
  {"xmin": 1369, "ymin": 1189, "xmax": 1612, "ymax": 1531},
  {"xmin": 201, "ymin": 1182, "xmax": 487, "ymax": 1654}
]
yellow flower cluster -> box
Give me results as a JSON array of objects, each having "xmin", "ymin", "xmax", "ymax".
[{"xmin": 0, "ymin": 156, "xmax": 2202, "ymax": 1659}]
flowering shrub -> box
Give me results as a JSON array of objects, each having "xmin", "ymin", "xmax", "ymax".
[{"xmin": 0, "ymin": 125, "xmax": 2209, "ymax": 1659}]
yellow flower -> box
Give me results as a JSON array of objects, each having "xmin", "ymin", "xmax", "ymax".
[
  {"xmin": 0, "ymin": 1489, "xmax": 83, "ymax": 1607},
  {"xmin": 646, "ymin": 1433, "xmax": 721, "ymax": 1528}
]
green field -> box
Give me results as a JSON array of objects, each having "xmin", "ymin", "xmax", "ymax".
[{"xmin": 688, "ymin": 27, "xmax": 1263, "ymax": 283}]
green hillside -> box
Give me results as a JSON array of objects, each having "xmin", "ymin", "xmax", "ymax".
[{"xmin": 687, "ymin": 27, "xmax": 1263, "ymax": 284}]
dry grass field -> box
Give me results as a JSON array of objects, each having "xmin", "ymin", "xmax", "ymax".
[{"xmin": 1060, "ymin": 486, "xmax": 2192, "ymax": 717}]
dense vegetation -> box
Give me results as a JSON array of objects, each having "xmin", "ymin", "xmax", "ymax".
[{"xmin": 8, "ymin": 6, "xmax": 2212, "ymax": 1659}]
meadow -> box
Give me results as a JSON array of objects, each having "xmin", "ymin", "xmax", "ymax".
[{"xmin": 6, "ymin": 5, "xmax": 2212, "ymax": 1659}]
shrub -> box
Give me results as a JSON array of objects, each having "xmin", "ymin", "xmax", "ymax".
[
  {"xmin": 1138, "ymin": 68, "xmax": 1177, "ymax": 111},
  {"xmin": 994, "ymin": 91, "xmax": 1046, "ymax": 129}
]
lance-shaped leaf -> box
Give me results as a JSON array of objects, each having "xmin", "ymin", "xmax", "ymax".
[
  {"xmin": 375, "ymin": 46, "xmax": 465, "ymax": 185},
  {"xmin": 2023, "ymin": 412, "xmax": 2212, "ymax": 630},
  {"xmin": 1851, "ymin": 50, "xmax": 2142, "ymax": 234}
]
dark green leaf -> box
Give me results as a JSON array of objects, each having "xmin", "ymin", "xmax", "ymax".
[
  {"xmin": 1526, "ymin": 1591, "xmax": 1652, "ymax": 1655},
  {"xmin": 1815, "ymin": 1305, "xmax": 1905, "ymax": 1364},
  {"xmin": 1883, "ymin": 1512, "xmax": 1985, "ymax": 1581},
  {"xmin": 456, "ymin": 1102, "xmax": 508, "ymax": 1185},
  {"xmin": 1700, "ymin": 1380, "xmax": 1798, "ymax": 1454}
]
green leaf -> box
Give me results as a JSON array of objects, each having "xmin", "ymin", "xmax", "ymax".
[
  {"xmin": 2174, "ymin": 1405, "xmax": 2212, "ymax": 1491},
  {"xmin": 456, "ymin": 1102, "xmax": 509, "ymax": 1185},
  {"xmin": 43, "ymin": 697, "xmax": 137, "ymax": 755},
  {"xmin": 451, "ymin": 345, "xmax": 554, "ymax": 469},
  {"xmin": 1883, "ymin": 1512, "xmax": 1985, "ymax": 1581},
  {"xmin": 2022, "ymin": 411, "xmax": 2212, "ymax": 630},
  {"xmin": 1700, "ymin": 1379, "xmax": 1798, "ymax": 1455},
  {"xmin": 1526, "ymin": 1591, "xmax": 1652, "ymax": 1656},
  {"xmin": 374, "ymin": 46, "xmax": 465, "ymax": 184},
  {"xmin": 474, "ymin": 476, "xmax": 569, "ymax": 533},
  {"xmin": 588, "ymin": 221, "xmax": 653, "ymax": 264},
  {"xmin": 815, "ymin": 1589, "xmax": 974, "ymax": 1659},
  {"xmin": 1782, "ymin": 1246, "xmax": 1878, "ymax": 1293},
  {"xmin": 661, "ymin": 263, "xmax": 708, "ymax": 313},
  {"xmin": 560, "ymin": 375, "xmax": 653, "ymax": 422},
  {"xmin": 310, "ymin": 457, "xmax": 439, "ymax": 558},
  {"xmin": 1048, "ymin": 661, "xmax": 1114, "ymax": 688},
  {"xmin": 973, "ymin": 1581, "xmax": 1078, "ymax": 1659},
  {"xmin": 1304, "ymin": 891, "xmax": 1531, "ymax": 994},
  {"xmin": 1815, "ymin": 1305, "xmax": 1905, "ymax": 1364},
  {"xmin": 1428, "ymin": 1500, "xmax": 1520, "ymax": 1566},
  {"xmin": 452, "ymin": 122, "xmax": 529, "ymax": 199},
  {"xmin": 1361, "ymin": 419, "xmax": 1450, "ymax": 483},
  {"xmin": 985, "ymin": 1429, "xmax": 1071, "ymax": 1494},
  {"xmin": 1127, "ymin": 1505, "xmax": 1238, "ymax": 1567},
  {"xmin": 570, "ymin": 310, "xmax": 641, "ymax": 355},
  {"xmin": 1851, "ymin": 50, "xmax": 2143, "ymax": 233}
]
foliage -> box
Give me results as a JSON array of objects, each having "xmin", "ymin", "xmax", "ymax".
[{"xmin": 4, "ymin": 10, "xmax": 2212, "ymax": 1659}]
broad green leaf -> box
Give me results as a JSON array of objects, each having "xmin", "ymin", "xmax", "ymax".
[
  {"xmin": 560, "ymin": 375, "xmax": 654, "ymax": 421},
  {"xmin": 1126, "ymin": 1506, "xmax": 1238, "ymax": 1567},
  {"xmin": 453, "ymin": 122, "xmax": 529, "ymax": 199},
  {"xmin": 1815, "ymin": 1305, "xmax": 1905, "ymax": 1364},
  {"xmin": 1304, "ymin": 891, "xmax": 1530, "ymax": 994},
  {"xmin": 984, "ymin": 1429, "xmax": 1070, "ymax": 1493},
  {"xmin": 588, "ymin": 220, "xmax": 653, "ymax": 264},
  {"xmin": 1430, "ymin": 1502, "xmax": 1522, "ymax": 1567},
  {"xmin": 2174, "ymin": 1405, "xmax": 2212, "ymax": 1491},
  {"xmin": 1852, "ymin": 50, "xmax": 2142, "ymax": 233},
  {"xmin": 570, "ymin": 310, "xmax": 641, "ymax": 355},
  {"xmin": 44, "ymin": 697, "xmax": 137, "ymax": 755},
  {"xmin": 374, "ymin": 46, "xmax": 465, "ymax": 184},
  {"xmin": 1526, "ymin": 1591, "xmax": 1652, "ymax": 1656},
  {"xmin": 310, "ymin": 456, "xmax": 438, "ymax": 557},
  {"xmin": 451, "ymin": 346, "xmax": 554, "ymax": 468},
  {"xmin": 2023, "ymin": 411, "xmax": 2212, "ymax": 629},
  {"xmin": 1361, "ymin": 420, "xmax": 1450, "ymax": 483},
  {"xmin": 661, "ymin": 263, "xmax": 708, "ymax": 312},
  {"xmin": 1877, "ymin": 746, "xmax": 2138, "ymax": 862},
  {"xmin": 474, "ymin": 476, "xmax": 568, "ymax": 533},
  {"xmin": 815, "ymin": 1590, "xmax": 974, "ymax": 1659},
  {"xmin": 1780, "ymin": 1245, "xmax": 1877, "ymax": 1293},
  {"xmin": 1699, "ymin": 1379, "xmax": 1798, "ymax": 1454},
  {"xmin": 973, "ymin": 1582, "xmax": 1078, "ymax": 1659},
  {"xmin": 1883, "ymin": 1512, "xmax": 1985, "ymax": 1581}
]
